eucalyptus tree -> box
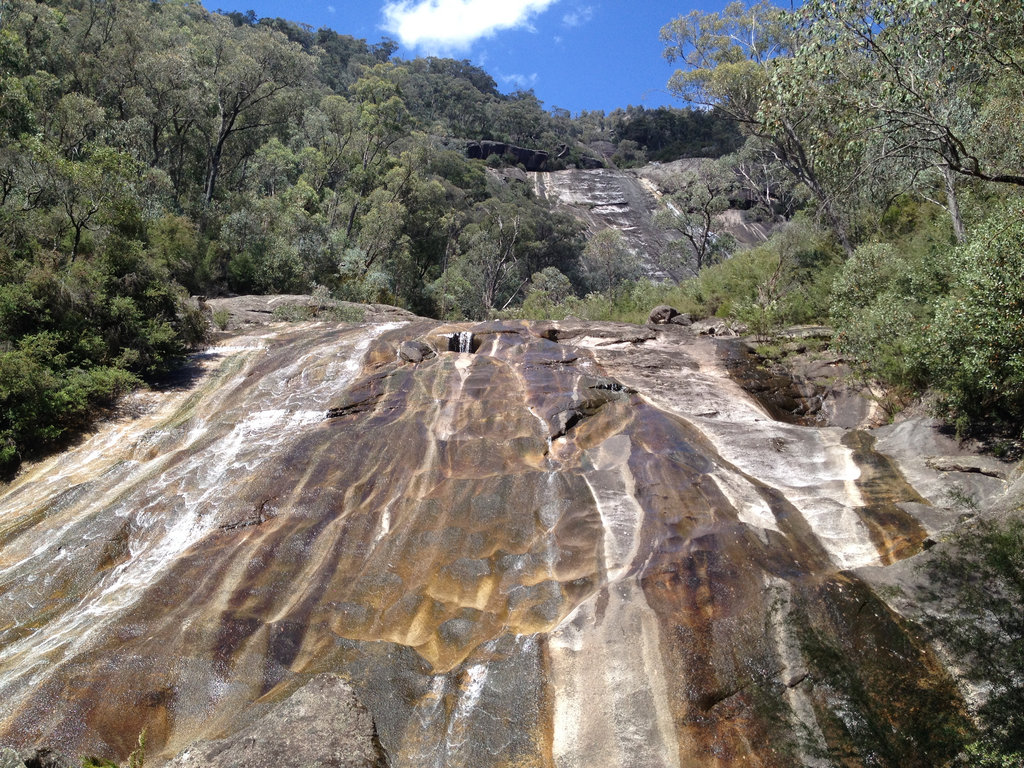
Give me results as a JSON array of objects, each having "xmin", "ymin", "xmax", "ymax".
[
  {"xmin": 190, "ymin": 12, "xmax": 317, "ymax": 206},
  {"xmin": 655, "ymin": 158, "xmax": 738, "ymax": 274},
  {"xmin": 660, "ymin": 1, "xmax": 859, "ymax": 253},
  {"xmin": 580, "ymin": 229, "xmax": 643, "ymax": 295},
  {"xmin": 336, "ymin": 65, "xmax": 412, "ymax": 242},
  {"xmin": 767, "ymin": 0, "xmax": 1024, "ymax": 242}
]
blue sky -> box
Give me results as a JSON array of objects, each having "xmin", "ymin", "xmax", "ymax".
[{"xmin": 210, "ymin": 0, "xmax": 732, "ymax": 113}]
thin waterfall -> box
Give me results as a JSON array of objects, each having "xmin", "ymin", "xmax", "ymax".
[{"xmin": 446, "ymin": 331, "xmax": 474, "ymax": 353}]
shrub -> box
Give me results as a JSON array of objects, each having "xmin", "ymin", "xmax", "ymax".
[
  {"xmin": 830, "ymin": 241, "xmax": 945, "ymax": 388},
  {"xmin": 926, "ymin": 200, "xmax": 1024, "ymax": 436},
  {"xmin": 681, "ymin": 217, "xmax": 839, "ymax": 331},
  {"xmin": 921, "ymin": 515, "xmax": 1024, "ymax": 761}
]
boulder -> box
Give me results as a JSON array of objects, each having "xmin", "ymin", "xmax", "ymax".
[
  {"xmin": 647, "ymin": 305, "xmax": 679, "ymax": 325},
  {"xmin": 397, "ymin": 340, "xmax": 436, "ymax": 364},
  {"xmin": 166, "ymin": 674, "xmax": 383, "ymax": 768},
  {"xmin": 669, "ymin": 313, "xmax": 693, "ymax": 327}
]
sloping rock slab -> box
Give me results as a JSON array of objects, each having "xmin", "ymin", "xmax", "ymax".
[
  {"xmin": 204, "ymin": 295, "xmax": 417, "ymax": 329},
  {"xmin": 0, "ymin": 748, "xmax": 72, "ymax": 768},
  {"xmin": 166, "ymin": 675, "xmax": 383, "ymax": 768},
  {"xmin": 534, "ymin": 320, "xmax": 656, "ymax": 346}
]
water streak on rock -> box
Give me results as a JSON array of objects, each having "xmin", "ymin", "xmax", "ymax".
[{"xmin": 0, "ymin": 320, "xmax": 979, "ymax": 766}]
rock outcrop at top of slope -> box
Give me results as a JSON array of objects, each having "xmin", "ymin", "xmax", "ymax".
[
  {"xmin": 533, "ymin": 162, "xmax": 773, "ymax": 280},
  {"xmin": 0, "ymin": 317, "xmax": 1011, "ymax": 767}
]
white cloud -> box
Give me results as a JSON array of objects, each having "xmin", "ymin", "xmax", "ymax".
[
  {"xmin": 327, "ymin": 4, "xmax": 336, "ymax": 12},
  {"xmin": 562, "ymin": 5, "xmax": 592, "ymax": 27},
  {"xmin": 501, "ymin": 72, "xmax": 538, "ymax": 90},
  {"xmin": 382, "ymin": 0, "xmax": 560, "ymax": 53}
]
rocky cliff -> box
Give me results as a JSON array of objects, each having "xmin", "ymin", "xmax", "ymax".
[
  {"xmin": 533, "ymin": 161, "xmax": 772, "ymax": 280},
  {"xmin": 0, "ymin": 317, "xmax": 1010, "ymax": 766}
]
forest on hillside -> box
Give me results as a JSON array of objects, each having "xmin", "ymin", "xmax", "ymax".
[
  {"xmin": 643, "ymin": 0, "xmax": 1024, "ymax": 457},
  {"xmin": 1, "ymin": 0, "xmax": 1023, "ymax": 492},
  {"xmin": 0, "ymin": 0, "xmax": 739, "ymax": 471}
]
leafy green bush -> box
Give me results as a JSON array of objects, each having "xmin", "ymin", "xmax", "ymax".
[
  {"xmin": 0, "ymin": 242, "xmax": 202, "ymax": 474},
  {"xmin": 926, "ymin": 201, "xmax": 1024, "ymax": 436},
  {"xmin": 684, "ymin": 217, "xmax": 839, "ymax": 329},
  {"xmin": 921, "ymin": 514, "xmax": 1024, "ymax": 763},
  {"xmin": 830, "ymin": 242, "xmax": 937, "ymax": 387},
  {"xmin": 0, "ymin": 349, "xmax": 140, "ymax": 472}
]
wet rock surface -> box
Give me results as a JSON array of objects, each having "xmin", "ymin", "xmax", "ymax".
[
  {"xmin": 723, "ymin": 330, "xmax": 881, "ymax": 429},
  {"xmin": 0, "ymin": 318, "xmax": 1002, "ymax": 767},
  {"xmin": 534, "ymin": 164, "xmax": 774, "ymax": 280},
  {"xmin": 0, "ymin": 748, "xmax": 73, "ymax": 768},
  {"xmin": 166, "ymin": 674, "xmax": 382, "ymax": 768},
  {"xmin": 533, "ymin": 168, "xmax": 676, "ymax": 278}
]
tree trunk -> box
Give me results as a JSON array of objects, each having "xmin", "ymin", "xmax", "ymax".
[
  {"xmin": 943, "ymin": 164, "xmax": 967, "ymax": 244},
  {"xmin": 204, "ymin": 109, "xmax": 237, "ymax": 206},
  {"xmin": 772, "ymin": 121, "xmax": 854, "ymax": 256}
]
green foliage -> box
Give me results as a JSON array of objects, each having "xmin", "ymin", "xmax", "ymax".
[
  {"xmin": 519, "ymin": 267, "xmax": 575, "ymax": 318},
  {"xmin": 270, "ymin": 300, "xmax": 366, "ymax": 323},
  {"xmin": 687, "ymin": 217, "xmax": 839, "ymax": 326},
  {"xmin": 610, "ymin": 105, "xmax": 742, "ymax": 160},
  {"xmin": 922, "ymin": 515, "xmax": 1024, "ymax": 759},
  {"xmin": 783, "ymin": 0, "xmax": 1024, "ymax": 196},
  {"xmin": 660, "ymin": 1, "xmax": 788, "ymax": 117},
  {"xmin": 926, "ymin": 201, "xmax": 1024, "ymax": 436},
  {"xmin": 0, "ymin": 349, "xmax": 140, "ymax": 472},
  {"xmin": 830, "ymin": 243, "xmax": 935, "ymax": 388},
  {"xmin": 954, "ymin": 740, "xmax": 1024, "ymax": 768},
  {"xmin": 581, "ymin": 230, "xmax": 642, "ymax": 296},
  {"xmin": 610, "ymin": 139, "xmax": 646, "ymax": 169},
  {"xmin": 127, "ymin": 729, "xmax": 146, "ymax": 768},
  {"xmin": 80, "ymin": 728, "xmax": 145, "ymax": 768},
  {"xmin": 656, "ymin": 157, "xmax": 738, "ymax": 273}
]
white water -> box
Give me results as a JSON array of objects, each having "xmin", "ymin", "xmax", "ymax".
[{"xmin": 0, "ymin": 323, "xmax": 404, "ymax": 704}]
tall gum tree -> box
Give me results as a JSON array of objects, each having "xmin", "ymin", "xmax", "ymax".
[
  {"xmin": 191, "ymin": 13, "xmax": 315, "ymax": 206},
  {"xmin": 768, "ymin": 0, "xmax": 1024, "ymax": 242},
  {"xmin": 659, "ymin": 0, "xmax": 858, "ymax": 254}
]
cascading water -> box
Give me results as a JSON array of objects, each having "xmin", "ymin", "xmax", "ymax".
[
  {"xmin": 0, "ymin": 322, "xmax": 405, "ymax": 735},
  {"xmin": 445, "ymin": 331, "xmax": 474, "ymax": 354},
  {"xmin": 0, "ymin": 318, "xmax": 995, "ymax": 767}
]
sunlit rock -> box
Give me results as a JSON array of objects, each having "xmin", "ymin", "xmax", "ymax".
[
  {"xmin": 166, "ymin": 674, "xmax": 382, "ymax": 768},
  {"xmin": 0, "ymin": 318, "xmax": 998, "ymax": 767}
]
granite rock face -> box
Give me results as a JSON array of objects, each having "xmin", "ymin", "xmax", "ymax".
[
  {"xmin": 166, "ymin": 674, "xmax": 382, "ymax": 768},
  {"xmin": 534, "ymin": 168, "xmax": 675, "ymax": 279},
  {"xmin": 0, "ymin": 319, "xmax": 1001, "ymax": 767}
]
